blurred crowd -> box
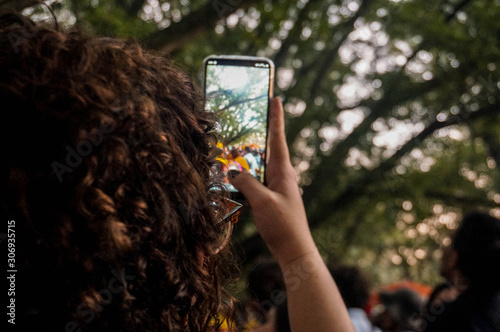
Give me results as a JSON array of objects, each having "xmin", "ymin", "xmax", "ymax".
[
  {"xmin": 232, "ymin": 211, "xmax": 499, "ymax": 332},
  {"xmin": 215, "ymin": 144, "xmax": 265, "ymax": 183}
]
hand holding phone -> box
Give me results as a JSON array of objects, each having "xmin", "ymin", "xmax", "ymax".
[{"xmin": 203, "ymin": 55, "xmax": 274, "ymax": 196}]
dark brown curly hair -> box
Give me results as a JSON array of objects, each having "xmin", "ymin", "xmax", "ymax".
[{"xmin": 0, "ymin": 12, "xmax": 236, "ymax": 331}]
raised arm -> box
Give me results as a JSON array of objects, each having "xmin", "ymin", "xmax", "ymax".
[{"xmin": 229, "ymin": 97, "xmax": 354, "ymax": 332}]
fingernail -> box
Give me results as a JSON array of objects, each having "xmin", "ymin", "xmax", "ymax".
[{"xmin": 228, "ymin": 170, "xmax": 241, "ymax": 179}]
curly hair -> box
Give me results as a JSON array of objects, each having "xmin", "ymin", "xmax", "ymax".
[{"xmin": 0, "ymin": 12, "xmax": 236, "ymax": 331}]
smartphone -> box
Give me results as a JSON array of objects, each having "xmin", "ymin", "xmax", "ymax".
[{"xmin": 203, "ymin": 55, "xmax": 274, "ymax": 196}]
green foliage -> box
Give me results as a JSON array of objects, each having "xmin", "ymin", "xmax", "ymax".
[{"xmin": 32, "ymin": 0, "xmax": 500, "ymax": 288}]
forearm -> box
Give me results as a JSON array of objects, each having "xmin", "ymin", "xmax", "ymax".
[
  {"xmin": 229, "ymin": 97, "xmax": 354, "ymax": 332},
  {"xmin": 278, "ymin": 250, "xmax": 355, "ymax": 332}
]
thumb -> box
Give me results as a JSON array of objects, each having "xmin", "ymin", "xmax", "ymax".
[{"xmin": 228, "ymin": 171, "xmax": 269, "ymax": 205}]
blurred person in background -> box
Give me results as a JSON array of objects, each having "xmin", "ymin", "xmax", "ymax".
[
  {"xmin": 243, "ymin": 146, "xmax": 259, "ymax": 178},
  {"xmin": 329, "ymin": 265, "xmax": 382, "ymax": 332},
  {"xmin": 420, "ymin": 281, "xmax": 460, "ymax": 329},
  {"xmin": 240, "ymin": 258, "xmax": 286, "ymax": 330},
  {"xmin": 371, "ymin": 288, "xmax": 423, "ymax": 332},
  {"xmin": 251, "ymin": 299, "xmax": 291, "ymax": 332},
  {"xmin": 230, "ymin": 148, "xmax": 250, "ymax": 172},
  {"xmin": 423, "ymin": 211, "xmax": 500, "ymax": 332}
]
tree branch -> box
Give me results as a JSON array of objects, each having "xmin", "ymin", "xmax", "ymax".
[
  {"xmin": 142, "ymin": 0, "xmax": 260, "ymax": 53},
  {"xmin": 307, "ymin": 0, "xmax": 374, "ymax": 97},
  {"xmin": 483, "ymin": 133, "xmax": 500, "ymax": 172},
  {"xmin": 306, "ymin": 101, "xmax": 500, "ymax": 229},
  {"xmin": 215, "ymin": 93, "xmax": 267, "ymax": 114},
  {"xmin": 299, "ymin": 75, "xmax": 441, "ymax": 205},
  {"xmin": 272, "ymin": 0, "xmax": 319, "ymax": 69},
  {"xmin": 224, "ymin": 122, "xmax": 260, "ymax": 145},
  {"xmin": 284, "ymin": 0, "xmax": 473, "ymax": 150},
  {"xmin": 444, "ymin": 0, "xmax": 473, "ymax": 22},
  {"xmin": 424, "ymin": 190, "xmax": 500, "ymax": 208},
  {"xmin": 236, "ymin": 103, "xmax": 499, "ymax": 263}
]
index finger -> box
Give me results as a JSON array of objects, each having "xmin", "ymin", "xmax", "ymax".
[{"xmin": 267, "ymin": 97, "xmax": 290, "ymax": 166}]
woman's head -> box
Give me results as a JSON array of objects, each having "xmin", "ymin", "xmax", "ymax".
[
  {"xmin": 328, "ymin": 265, "xmax": 371, "ymax": 309},
  {"xmin": 452, "ymin": 211, "xmax": 500, "ymax": 292},
  {"xmin": 1, "ymin": 12, "xmax": 234, "ymax": 331}
]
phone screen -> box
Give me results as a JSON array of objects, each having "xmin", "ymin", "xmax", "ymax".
[{"xmin": 203, "ymin": 55, "xmax": 274, "ymax": 194}]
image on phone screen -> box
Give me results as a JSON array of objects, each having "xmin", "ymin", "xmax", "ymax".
[{"xmin": 203, "ymin": 56, "xmax": 274, "ymax": 194}]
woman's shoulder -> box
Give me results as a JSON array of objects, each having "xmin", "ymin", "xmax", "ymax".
[{"xmin": 423, "ymin": 290, "xmax": 500, "ymax": 332}]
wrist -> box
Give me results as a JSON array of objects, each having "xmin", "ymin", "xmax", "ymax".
[
  {"xmin": 275, "ymin": 246, "xmax": 322, "ymax": 273},
  {"xmin": 278, "ymin": 250, "xmax": 325, "ymax": 292}
]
